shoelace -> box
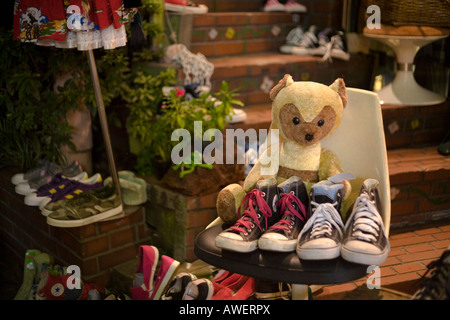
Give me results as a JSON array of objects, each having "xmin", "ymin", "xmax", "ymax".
[
  {"xmin": 270, "ymin": 192, "xmax": 307, "ymax": 232},
  {"xmin": 321, "ymin": 33, "xmax": 346, "ymax": 62},
  {"xmin": 302, "ymin": 201, "xmax": 343, "ymax": 239},
  {"xmin": 413, "ymin": 250, "xmax": 450, "ymax": 299},
  {"xmin": 349, "ymin": 193, "xmax": 384, "ymax": 243},
  {"xmin": 230, "ymin": 189, "xmax": 272, "ymax": 234}
]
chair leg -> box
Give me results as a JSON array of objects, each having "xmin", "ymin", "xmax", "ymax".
[{"xmin": 291, "ymin": 284, "xmax": 309, "ymax": 300}]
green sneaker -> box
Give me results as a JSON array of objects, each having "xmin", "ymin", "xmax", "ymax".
[
  {"xmin": 46, "ymin": 185, "xmax": 123, "ymax": 228},
  {"xmin": 41, "ymin": 184, "xmax": 114, "ymax": 216}
]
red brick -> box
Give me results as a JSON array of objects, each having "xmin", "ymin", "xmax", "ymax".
[
  {"xmin": 404, "ymin": 243, "xmax": 434, "ymax": 253},
  {"xmin": 392, "ymin": 262, "xmax": 426, "ymax": 274},
  {"xmin": 98, "ymin": 245, "xmax": 138, "ymax": 270},
  {"xmin": 381, "ymin": 272, "xmax": 421, "ymax": 286},
  {"xmin": 391, "ymin": 200, "xmax": 417, "ymax": 216},
  {"xmin": 431, "ymin": 239, "xmax": 450, "ymax": 249},
  {"xmin": 390, "ymin": 234, "xmax": 436, "ymax": 247},
  {"xmin": 187, "ymin": 209, "xmax": 217, "ymax": 228},
  {"xmin": 110, "ymin": 227, "xmax": 137, "ymax": 248},
  {"xmin": 81, "ymin": 236, "xmax": 109, "ymax": 257},
  {"xmin": 397, "ymin": 250, "xmax": 443, "ymax": 263},
  {"xmin": 198, "ymin": 192, "xmax": 218, "ymax": 209},
  {"xmin": 415, "ymin": 227, "xmax": 442, "ymax": 235},
  {"xmin": 434, "ymin": 231, "xmax": 450, "ymax": 240}
]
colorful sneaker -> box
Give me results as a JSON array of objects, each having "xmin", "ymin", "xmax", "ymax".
[
  {"xmin": 215, "ymin": 177, "xmax": 280, "ymax": 253},
  {"xmin": 291, "ymin": 25, "xmax": 319, "ymax": 55},
  {"xmin": 164, "ymin": 0, "xmax": 208, "ymax": 14},
  {"xmin": 412, "ymin": 246, "xmax": 450, "ymax": 300},
  {"xmin": 40, "ymin": 182, "xmax": 110, "ymax": 216},
  {"xmin": 296, "ymin": 181, "xmax": 345, "ymax": 260},
  {"xmin": 182, "ymin": 278, "xmax": 214, "ymax": 300},
  {"xmin": 264, "ymin": 0, "xmax": 286, "ymax": 12},
  {"xmin": 341, "ymin": 179, "xmax": 390, "ymax": 265},
  {"xmin": 150, "ymin": 255, "xmax": 180, "ymax": 300},
  {"xmin": 284, "ymin": 0, "xmax": 307, "ymax": 13},
  {"xmin": 38, "ymin": 173, "xmax": 103, "ymax": 210},
  {"xmin": 258, "ymin": 176, "xmax": 309, "ymax": 252},
  {"xmin": 46, "ymin": 185, "xmax": 123, "ymax": 228},
  {"xmin": 162, "ymin": 273, "xmax": 197, "ymax": 300},
  {"xmin": 23, "ymin": 172, "xmax": 88, "ymax": 207},
  {"xmin": 130, "ymin": 245, "xmax": 159, "ymax": 300}
]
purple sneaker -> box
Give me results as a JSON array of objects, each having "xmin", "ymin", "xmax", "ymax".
[
  {"xmin": 37, "ymin": 173, "xmax": 103, "ymax": 210},
  {"xmin": 24, "ymin": 172, "xmax": 87, "ymax": 207}
]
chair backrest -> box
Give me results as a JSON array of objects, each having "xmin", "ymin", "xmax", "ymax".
[{"xmin": 321, "ymin": 88, "xmax": 391, "ymax": 236}]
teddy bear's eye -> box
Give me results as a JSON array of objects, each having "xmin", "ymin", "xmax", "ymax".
[
  {"xmin": 318, "ymin": 119, "xmax": 325, "ymax": 127},
  {"xmin": 292, "ymin": 117, "xmax": 300, "ymax": 125}
]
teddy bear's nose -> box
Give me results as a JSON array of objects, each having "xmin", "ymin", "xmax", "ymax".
[{"xmin": 305, "ymin": 134, "xmax": 314, "ymax": 141}]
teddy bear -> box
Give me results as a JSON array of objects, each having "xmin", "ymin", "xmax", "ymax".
[{"xmin": 216, "ymin": 74, "xmax": 352, "ymax": 225}]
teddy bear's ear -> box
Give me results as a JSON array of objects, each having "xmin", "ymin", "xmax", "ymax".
[
  {"xmin": 270, "ymin": 74, "xmax": 293, "ymax": 101},
  {"xmin": 329, "ymin": 78, "xmax": 347, "ymax": 108}
]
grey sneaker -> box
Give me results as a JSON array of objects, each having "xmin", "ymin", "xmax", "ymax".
[
  {"xmin": 296, "ymin": 181, "xmax": 345, "ymax": 260},
  {"xmin": 46, "ymin": 185, "xmax": 123, "ymax": 228},
  {"xmin": 258, "ymin": 176, "xmax": 309, "ymax": 252},
  {"xmin": 341, "ymin": 179, "xmax": 390, "ymax": 265}
]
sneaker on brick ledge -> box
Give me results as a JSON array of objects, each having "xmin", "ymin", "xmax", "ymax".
[
  {"xmin": 164, "ymin": 0, "xmax": 208, "ymax": 14},
  {"xmin": 296, "ymin": 181, "xmax": 345, "ymax": 260},
  {"xmin": 258, "ymin": 176, "xmax": 309, "ymax": 252},
  {"xmin": 215, "ymin": 177, "xmax": 280, "ymax": 253},
  {"xmin": 46, "ymin": 185, "xmax": 123, "ymax": 228}
]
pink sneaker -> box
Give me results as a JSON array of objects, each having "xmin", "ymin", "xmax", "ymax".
[
  {"xmin": 164, "ymin": 0, "xmax": 208, "ymax": 14},
  {"xmin": 130, "ymin": 245, "xmax": 159, "ymax": 300},
  {"xmin": 263, "ymin": 0, "xmax": 285, "ymax": 12},
  {"xmin": 284, "ymin": 0, "xmax": 307, "ymax": 13},
  {"xmin": 149, "ymin": 255, "xmax": 180, "ymax": 300}
]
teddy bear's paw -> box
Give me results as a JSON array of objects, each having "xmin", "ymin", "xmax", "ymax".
[{"xmin": 216, "ymin": 184, "xmax": 245, "ymax": 225}]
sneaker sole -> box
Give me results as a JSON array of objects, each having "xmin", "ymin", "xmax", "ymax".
[
  {"xmin": 341, "ymin": 245, "xmax": 389, "ymax": 266},
  {"xmin": 258, "ymin": 237, "xmax": 297, "ymax": 252},
  {"xmin": 215, "ymin": 234, "xmax": 258, "ymax": 253},
  {"xmin": 296, "ymin": 245, "xmax": 341, "ymax": 260},
  {"xmin": 46, "ymin": 204, "xmax": 123, "ymax": 228},
  {"xmin": 24, "ymin": 194, "xmax": 47, "ymax": 206}
]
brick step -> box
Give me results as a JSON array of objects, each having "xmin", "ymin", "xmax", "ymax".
[
  {"xmin": 225, "ymin": 98, "xmax": 450, "ymax": 150},
  {"xmin": 191, "ymin": 12, "xmax": 301, "ymax": 58},
  {"xmin": 209, "ymin": 52, "xmax": 375, "ymax": 105},
  {"xmin": 388, "ymin": 146, "xmax": 450, "ymax": 228}
]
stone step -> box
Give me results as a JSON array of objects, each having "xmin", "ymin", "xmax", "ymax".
[{"xmin": 226, "ymin": 99, "xmax": 450, "ymax": 150}]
